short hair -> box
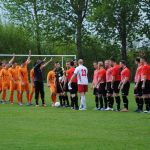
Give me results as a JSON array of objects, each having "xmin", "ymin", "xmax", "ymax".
[
  {"xmin": 0, "ymin": 62, "xmax": 2, "ymax": 66},
  {"xmin": 70, "ymin": 61, "xmax": 74, "ymax": 66},
  {"xmin": 55, "ymin": 61, "xmax": 59, "ymax": 64},
  {"xmin": 120, "ymin": 60, "xmax": 126, "ymax": 65},
  {"xmin": 140, "ymin": 56, "xmax": 147, "ymax": 62},
  {"xmin": 21, "ymin": 59, "xmax": 27, "ymax": 64},
  {"xmin": 98, "ymin": 61, "xmax": 104, "ymax": 66},
  {"xmin": 135, "ymin": 57, "xmax": 140, "ymax": 63},
  {"xmin": 110, "ymin": 57, "xmax": 116, "ymax": 62}
]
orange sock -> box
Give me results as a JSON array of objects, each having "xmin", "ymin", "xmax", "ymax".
[
  {"xmin": 20, "ymin": 92, "xmax": 23, "ymax": 103},
  {"xmin": 26, "ymin": 92, "xmax": 30, "ymax": 103},
  {"xmin": 17, "ymin": 92, "xmax": 21, "ymax": 103},
  {"xmin": 29, "ymin": 91, "xmax": 34, "ymax": 102},
  {"xmin": 2, "ymin": 90, "xmax": 6, "ymax": 101},
  {"xmin": 52, "ymin": 94, "xmax": 56, "ymax": 104},
  {"xmin": 9, "ymin": 91, "xmax": 14, "ymax": 103}
]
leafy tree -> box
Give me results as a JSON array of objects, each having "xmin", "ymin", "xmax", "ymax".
[{"xmin": 90, "ymin": 0, "xmax": 143, "ymax": 60}]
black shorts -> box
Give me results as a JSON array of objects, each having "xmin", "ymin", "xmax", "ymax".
[
  {"xmin": 93, "ymin": 88, "xmax": 99, "ymax": 95},
  {"xmin": 121, "ymin": 82, "xmax": 130, "ymax": 96},
  {"xmin": 113, "ymin": 81, "xmax": 120, "ymax": 94},
  {"xmin": 142, "ymin": 80, "xmax": 150, "ymax": 95},
  {"xmin": 106, "ymin": 82, "xmax": 113, "ymax": 94},
  {"xmin": 64, "ymin": 81, "xmax": 69, "ymax": 92},
  {"xmin": 69, "ymin": 82, "xmax": 78, "ymax": 94},
  {"xmin": 98, "ymin": 83, "xmax": 106, "ymax": 96},
  {"xmin": 134, "ymin": 82, "xmax": 142, "ymax": 97},
  {"xmin": 56, "ymin": 82, "xmax": 64, "ymax": 93}
]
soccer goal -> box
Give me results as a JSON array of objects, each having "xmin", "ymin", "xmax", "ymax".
[{"xmin": 0, "ymin": 54, "xmax": 77, "ymax": 67}]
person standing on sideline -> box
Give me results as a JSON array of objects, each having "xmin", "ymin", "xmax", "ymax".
[
  {"xmin": 68, "ymin": 59, "xmax": 88, "ymax": 110},
  {"xmin": 34, "ymin": 58, "xmax": 52, "ymax": 107},
  {"xmin": 118, "ymin": 60, "xmax": 131, "ymax": 112}
]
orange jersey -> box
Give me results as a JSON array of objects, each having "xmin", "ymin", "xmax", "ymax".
[
  {"xmin": 18, "ymin": 64, "xmax": 29, "ymax": 83},
  {"xmin": 0, "ymin": 68, "xmax": 10, "ymax": 83},
  {"xmin": 30, "ymin": 68, "xmax": 34, "ymax": 82},
  {"xmin": 8, "ymin": 66, "xmax": 19, "ymax": 81},
  {"xmin": 47, "ymin": 71, "xmax": 56, "ymax": 85},
  {"xmin": 0, "ymin": 68, "xmax": 2, "ymax": 90}
]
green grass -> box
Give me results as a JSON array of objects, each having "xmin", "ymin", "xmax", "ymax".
[{"xmin": 0, "ymin": 84, "xmax": 150, "ymax": 150}]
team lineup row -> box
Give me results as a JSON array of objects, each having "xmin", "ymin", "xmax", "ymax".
[{"xmin": 0, "ymin": 51, "xmax": 150, "ymax": 113}]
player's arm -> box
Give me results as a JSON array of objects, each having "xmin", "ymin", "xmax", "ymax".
[
  {"xmin": 26, "ymin": 50, "xmax": 31, "ymax": 64},
  {"xmin": 42, "ymin": 57, "xmax": 53, "ymax": 69},
  {"xmin": 142, "ymin": 75, "xmax": 147, "ymax": 89},
  {"xmin": 18, "ymin": 68, "xmax": 24, "ymax": 85},
  {"xmin": 47, "ymin": 73, "xmax": 50, "ymax": 87},
  {"xmin": 120, "ymin": 77, "xmax": 129, "ymax": 90},
  {"xmin": 135, "ymin": 75, "xmax": 141, "ymax": 89},
  {"xmin": 8, "ymin": 53, "xmax": 15, "ymax": 65},
  {"xmin": 96, "ymin": 76, "xmax": 102, "ymax": 88},
  {"xmin": 68, "ymin": 73, "xmax": 76, "ymax": 85}
]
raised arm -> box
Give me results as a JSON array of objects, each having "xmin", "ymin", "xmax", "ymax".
[
  {"xmin": 9, "ymin": 53, "xmax": 15, "ymax": 65},
  {"xmin": 42, "ymin": 57, "xmax": 53, "ymax": 68},
  {"xmin": 26, "ymin": 50, "xmax": 31, "ymax": 64}
]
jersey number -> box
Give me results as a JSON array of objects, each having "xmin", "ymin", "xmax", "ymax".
[{"xmin": 81, "ymin": 69, "xmax": 86, "ymax": 76}]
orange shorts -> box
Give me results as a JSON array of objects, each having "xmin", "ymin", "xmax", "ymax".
[
  {"xmin": 2, "ymin": 82, "xmax": 10, "ymax": 90},
  {"xmin": 50, "ymin": 84, "xmax": 56, "ymax": 94},
  {"xmin": 20, "ymin": 82, "xmax": 30, "ymax": 92},
  {"xmin": 10, "ymin": 81, "xmax": 20, "ymax": 91}
]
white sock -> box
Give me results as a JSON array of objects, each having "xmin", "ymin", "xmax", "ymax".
[{"xmin": 81, "ymin": 95, "xmax": 86, "ymax": 109}]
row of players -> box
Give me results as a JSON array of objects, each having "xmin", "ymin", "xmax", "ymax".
[{"xmin": 0, "ymin": 52, "xmax": 150, "ymax": 112}]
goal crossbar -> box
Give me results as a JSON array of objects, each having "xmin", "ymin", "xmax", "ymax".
[{"xmin": 0, "ymin": 54, "xmax": 77, "ymax": 67}]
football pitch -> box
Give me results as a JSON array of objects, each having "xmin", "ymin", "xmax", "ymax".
[{"xmin": 0, "ymin": 84, "xmax": 149, "ymax": 150}]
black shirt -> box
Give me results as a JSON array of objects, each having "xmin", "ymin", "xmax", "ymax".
[
  {"xmin": 55, "ymin": 67, "xmax": 63, "ymax": 82},
  {"xmin": 34, "ymin": 61, "xmax": 44, "ymax": 82}
]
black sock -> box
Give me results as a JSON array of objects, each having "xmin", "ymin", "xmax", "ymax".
[
  {"xmin": 62, "ymin": 96, "xmax": 66, "ymax": 106},
  {"xmin": 115, "ymin": 96, "xmax": 121, "ymax": 110},
  {"xmin": 144, "ymin": 98, "xmax": 150, "ymax": 111},
  {"xmin": 65, "ymin": 95, "xmax": 69, "ymax": 105},
  {"xmin": 99, "ymin": 96, "xmax": 103, "ymax": 109},
  {"xmin": 42, "ymin": 99, "xmax": 45, "ymax": 105},
  {"xmin": 59, "ymin": 96, "xmax": 63, "ymax": 106},
  {"xmin": 35, "ymin": 99, "xmax": 39, "ymax": 105},
  {"xmin": 95, "ymin": 96, "xmax": 99, "ymax": 108},
  {"xmin": 70, "ymin": 97, "xmax": 73, "ymax": 107},
  {"xmin": 122, "ymin": 96, "xmax": 128, "ymax": 109},
  {"xmin": 135, "ymin": 97, "xmax": 140, "ymax": 109},
  {"xmin": 104, "ymin": 97, "xmax": 108, "ymax": 108},
  {"xmin": 74, "ymin": 96, "xmax": 79, "ymax": 109},
  {"xmin": 108, "ymin": 96, "xmax": 114, "ymax": 108},
  {"xmin": 139, "ymin": 98, "xmax": 144, "ymax": 111}
]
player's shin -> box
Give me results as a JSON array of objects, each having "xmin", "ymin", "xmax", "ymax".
[
  {"xmin": 9, "ymin": 91, "xmax": 14, "ymax": 103},
  {"xmin": 115, "ymin": 96, "xmax": 121, "ymax": 111},
  {"xmin": 2, "ymin": 90, "xmax": 6, "ymax": 102}
]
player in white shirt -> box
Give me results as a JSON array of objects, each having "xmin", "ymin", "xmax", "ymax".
[{"xmin": 68, "ymin": 59, "xmax": 88, "ymax": 110}]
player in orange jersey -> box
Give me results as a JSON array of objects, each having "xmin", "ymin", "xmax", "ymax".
[
  {"xmin": 8, "ymin": 62, "xmax": 20, "ymax": 104},
  {"xmin": 47, "ymin": 66, "xmax": 57, "ymax": 106},
  {"xmin": 0, "ymin": 55, "xmax": 15, "ymax": 103},
  {"xmin": 18, "ymin": 50, "xmax": 31, "ymax": 106}
]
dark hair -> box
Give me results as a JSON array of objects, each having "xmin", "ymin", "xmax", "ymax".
[
  {"xmin": 120, "ymin": 60, "xmax": 126, "ymax": 65},
  {"xmin": 140, "ymin": 56, "xmax": 147, "ymax": 62},
  {"xmin": 70, "ymin": 61, "xmax": 74, "ymax": 66},
  {"xmin": 0, "ymin": 62, "xmax": 2, "ymax": 66},
  {"xmin": 135, "ymin": 57, "xmax": 140, "ymax": 63},
  {"xmin": 110, "ymin": 57, "xmax": 116, "ymax": 62},
  {"xmin": 55, "ymin": 61, "xmax": 59, "ymax": 64},
  {"xmin": 21, "ymin": 59, "xmax": 27, "ymax": 64}
]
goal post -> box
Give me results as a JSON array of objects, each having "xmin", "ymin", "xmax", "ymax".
[{"xmin": 0, "ymin": 54, "xmax": 77, "ymax": 67}]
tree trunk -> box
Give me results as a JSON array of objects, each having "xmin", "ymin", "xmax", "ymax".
[
  {"xmin": 33, "ymin": 0, "xmax": 41, "ymax": 55},
  {"xmin": 76, "ymin": 13, "xmax": 83, "ymax": 59}
]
